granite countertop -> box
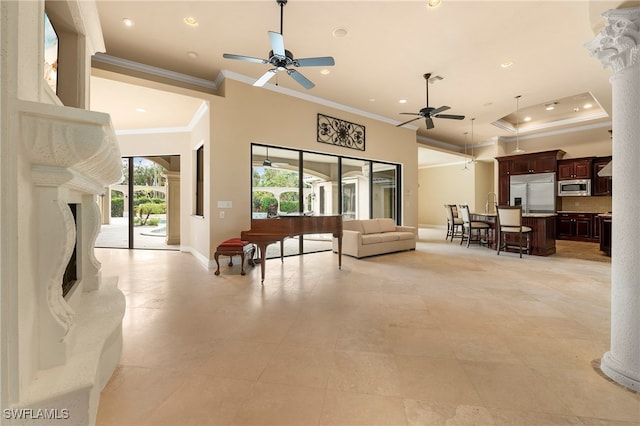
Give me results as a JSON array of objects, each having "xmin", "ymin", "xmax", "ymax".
[
  {"xmin": 557, "ymin": 210, "xmax": 612, "ymax": 215},
  {"xmin": 471, "ymin": 212, "xmax": 556, "ymax": 218}
]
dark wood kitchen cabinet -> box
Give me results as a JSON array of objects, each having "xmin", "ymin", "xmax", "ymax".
[
  {"xmin": 592, "ymin": 156, "xmax": 612, "ymax": 196},
  {"xmin": 510, "ymin": 152, "xmax": 560, "ymax": 175},
  {"xmin": 557, "ymin": 212, "xmax": 597, "ymax": 241},
  {"xmin": 496, "ymin": 150, "xmax": 565, "ymax": 206},
  {"xmin": 557, "ymin": 158, "xmax": 593, "ymax": 180},
  {"xmin": 600, "ymin": 215, "xmax": 612, "ymax": 256}
]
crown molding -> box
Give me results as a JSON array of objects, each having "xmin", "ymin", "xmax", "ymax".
[
  {"xmin": 498, "ymin": 120, "xmax": 612, "ymax": 143},
  {"xmin": 219, "ymin": 69, "xmax": 412, "ymax": 128},
  {"xmin": 92, "ymin": 53, "xmax": 218, "ymax": 91}
]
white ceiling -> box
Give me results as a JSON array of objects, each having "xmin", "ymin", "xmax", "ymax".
[{"xmin": 89, "ymin": 0, "xmax": 630, "ymax": 165}]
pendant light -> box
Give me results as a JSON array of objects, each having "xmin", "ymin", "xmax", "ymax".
[
  {"xmin": 512, "ymin": 95, "xmax": 525, "ymax": 154},
  {"xmin": 470, "ymin": 118, "xmax": 477, "ymax": 163},
  {"xmin": 462, "ymin": 132, "xmax": 469, "ymax": 170}
]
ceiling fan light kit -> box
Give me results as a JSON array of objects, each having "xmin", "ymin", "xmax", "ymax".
[
  {"xmin": 222, "ymin": 0, "xmax": 335, "ymax": 90},
  {"xmin": 396, "ymin": 73, "xmax": 465, "ymax": 129}
]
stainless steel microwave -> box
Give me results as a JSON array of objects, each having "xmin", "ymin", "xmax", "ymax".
[{"xmin": 558, "ymin": 179, "xmax": 591, "ymax": 196}]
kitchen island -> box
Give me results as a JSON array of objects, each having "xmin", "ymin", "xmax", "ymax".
[{"xmin": 471, "ymin": 212, "xmax": 557, "ymax": 256}]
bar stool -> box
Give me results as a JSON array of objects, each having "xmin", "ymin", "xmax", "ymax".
[{"xmin": 496, "ymin": 205, "xmax": 532, "ymax": 258}]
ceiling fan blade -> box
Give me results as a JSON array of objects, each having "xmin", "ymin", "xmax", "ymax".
[
  {"xmin": 287, "ymin": 69, "xmax": 315, "ymax": 89},
  {"xmin": 431, "ymin": 105, "xmax": 450, "ymax": 115},
  {"xmin": 426, "ymin": 117, "xmax": 435, "ymax": 129},
  {"xmin": 399, "ymin": 112, "xmax": 422, "ymax": 116},
  {"xmin": 295, "ymin": 56, "xmax": 335, "ymax": 67},
  {"xmin": 222, "ymin": 53, "xmax": 268, "ymax": 64},
  {"xmin": 268, "ymin": 31, "xmax": 286, "ymax": 57},
  {"xmin": 396, "ymin": 116, "xmax": 422, "ymax": 127},
  {"xmin": 435, "ymin": 114, "xmax": 466, "ymax": 120},
  {"xmin": 253, "ymin": 69, "xmax": 277, "ymax": 87}
]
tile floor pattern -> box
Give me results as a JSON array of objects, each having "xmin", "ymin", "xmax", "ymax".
[{"xmin": 96, "ymin": 228, "xmax": 639, "ymax": 426}]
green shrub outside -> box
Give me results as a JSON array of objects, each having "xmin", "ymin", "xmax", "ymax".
[
  {"xmin": 111, "ymin": 197, "xmax": 124, "ymax": 217},
  {"xmin": 260, "ymin": 197, "xmax": 278, "ymax": 212},
  {"xmin": 135, "ymin": 202, "xmax": 166, "ymax": 226},
  {"xmin": 280, "ymin": 200, "xmax": 298, "ymax": 213}
]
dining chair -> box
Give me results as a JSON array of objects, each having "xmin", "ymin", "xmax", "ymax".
[
  {"xmin": 496, "ymin": 205, "xmax": 532, "ymax": 258},
  {"xmin": 444, "ymin": 204, "xmax": 463, "ymax": 242},
  {"xmin": 458, "ymin": 204, "xmax": 490, "ymax": 248}
]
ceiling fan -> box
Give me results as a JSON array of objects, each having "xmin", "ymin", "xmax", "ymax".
[
  {"xmin": 396, "ymin": 73, "xmax": 465, "ymax": 129},
  {"xmin": 222, "ymin": 0, "xmax": 335, "ymax": 89},
  {"xmin": 262, "ymin": 147, "xmax": 288, "ymax": 168}
]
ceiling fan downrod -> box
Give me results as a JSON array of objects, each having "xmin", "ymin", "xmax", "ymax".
[
  {"xmin": 423, "ymin": 73, "xmax": 431, "ymax": 109},
  {"xmin": 277, "ymin": 0, "xmax": 287, "ymax": 35}
]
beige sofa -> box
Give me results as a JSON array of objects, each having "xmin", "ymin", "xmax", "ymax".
[{"xmin": 333, "ymin": 218, "xmax": 417, "ymax": 258}]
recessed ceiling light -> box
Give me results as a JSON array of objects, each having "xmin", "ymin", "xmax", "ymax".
[
  {"xmin": 135, "ymin": 108, "xmax": 146, "ymax": 113},
  {"xmin": 184, "ymin": 16, "xmax": 198, "ymax": 26},
  {"xmin": 501, "ymin": 61, "xmax": 514, "ymax": 68},
  {"xmin": 583, "ymin": 103, "xmax": 593, "ymax": 109},
  {"xmin": 186, "ymin": 51, "xmax": 199, "ymax": 59},
  {"xmin": 524, "ymin": 116, "xmax": 532, "ymax": 122},
  {"xmin": 320, "ymin": 69, "xmax": 330, "ymax": 75},
  {"xmin": 545, "ymin": 105, "xmax": 555, "ymax": 111},
  {"xmin": 332, "ymin": 28, "xmax": 348, "ymax": 38},
  {"xmin": 399, "ymin": 99, "xmax": 408, "ymax": 104},
  {"xmin": 122, "ymin": 18, "xmax": 134, "ymax": 27},
  {"xmin": 427, "ymin": 0, "xmax": 442, "ymax": 8}
]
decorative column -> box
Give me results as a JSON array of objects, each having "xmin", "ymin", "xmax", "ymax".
[
  {"xmin": 163, "ymin": 171, "xmax": 181, "ymax": 245},
  {"xmin": 586, "ymin": 6, "xmax": 640, "ymax": 391}
]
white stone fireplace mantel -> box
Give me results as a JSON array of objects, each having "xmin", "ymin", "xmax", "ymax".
[{"xmin": 10, "ymin": 99, "xmax": 125, "ymax": 425}]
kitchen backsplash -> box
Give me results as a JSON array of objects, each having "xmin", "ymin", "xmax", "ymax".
[{"xmin": 558, "ymin": 196, "xmax": 612, "ymax": 213}]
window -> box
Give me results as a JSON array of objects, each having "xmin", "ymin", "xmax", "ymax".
[
  {"xmin": 195, "ymin": 145, "xmax": 204, "ymax": 216},
  {"xmin": 251, "ymin": 144, "xmax": 402, "ymax": 258},
  {"xmin": 44, "ymin": 12, "xmax": 58, "ymax": 93}
]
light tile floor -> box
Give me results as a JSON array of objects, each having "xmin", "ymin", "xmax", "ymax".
[{"xmin": 96, "ymin": 228, "xmax": 639, "ymax": 426}]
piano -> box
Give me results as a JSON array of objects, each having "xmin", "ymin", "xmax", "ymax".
[{"xmin": 241, "ymin": 215, "xmax": 343, "ymax": 283}]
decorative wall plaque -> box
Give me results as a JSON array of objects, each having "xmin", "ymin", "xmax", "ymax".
[{"xmin": 317, "ymin": 113, "xmax": 365, "ymax": 151}]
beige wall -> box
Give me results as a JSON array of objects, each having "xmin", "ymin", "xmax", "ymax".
[
  {"xmin": 418, "ymin": 162, "xmax": 476, "ymax": 227},
  {"xmin": 474, "ymin": 160, "xmax": 495, "ymax": 213},
  {"xmin": 209, "ymin": 79, "xmax": 418, "ymax": 257}
]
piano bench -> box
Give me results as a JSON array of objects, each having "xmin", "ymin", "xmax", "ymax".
[{"xmin": 214, "ymin": 238, "xmax": 256, "ymax": 276}]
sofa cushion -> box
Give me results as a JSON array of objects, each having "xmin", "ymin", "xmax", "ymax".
[
  {"xmin": 343, "ymin": 219, "xmax": 364, "ymax": 234},
  {"xmin": 361, "ymin": 220, "xmax": 381, "ymax": 234},
  {"xmin": 395, "ymin": 232, "xmax": 416, "ymax": 241},
  {"xmin": 378, "ymin": 218, "xmax": 397, "ymax": 233},
  {"xmin": 361, "ymin": 234, "xmax": 383, "ymax": 245},
  {"xmin": 379, "ymin": 233, "xmax": 400, "ymax": 243}
]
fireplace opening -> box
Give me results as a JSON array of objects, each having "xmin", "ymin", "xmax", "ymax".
[{"xmin": 62, "ymin": 203, "xmax": 78, "ymax": 297}]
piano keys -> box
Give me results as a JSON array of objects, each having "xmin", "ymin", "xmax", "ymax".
[{"xmin": 241, "ymin": 215, "xmax": 343, "ymax": 283}]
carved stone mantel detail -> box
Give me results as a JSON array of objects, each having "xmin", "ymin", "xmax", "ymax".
[
  {"xmin": 18, "ymin": 99, "xmax": 122, "ymax": 368},
  {"xmin": 586, "ymin": 7, "xmax": 640, "ymax": 73}
]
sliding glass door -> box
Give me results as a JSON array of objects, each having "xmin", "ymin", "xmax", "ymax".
[
  {"xmin": 372, "ymin": 162, "xmax": 399, "ymax": 219},
  {"xmin": 252, "ymin": 146, "xmax": 301, "ymax": 258},
  {"xmin": 250, "ymin": 144, "xmax": 401, "ymax": 259},
  {"xmin": 301, "ymin": 151, "xmax": 339, "ymax": 254},
  {"xmin": 96, "ymin": 156, "xmax": 178, "ymax": 250}
]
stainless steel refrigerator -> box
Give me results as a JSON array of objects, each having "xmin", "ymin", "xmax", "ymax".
[{"xmin": 509, "ymin": 172, "xmax": 556, "ymax": 213}]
